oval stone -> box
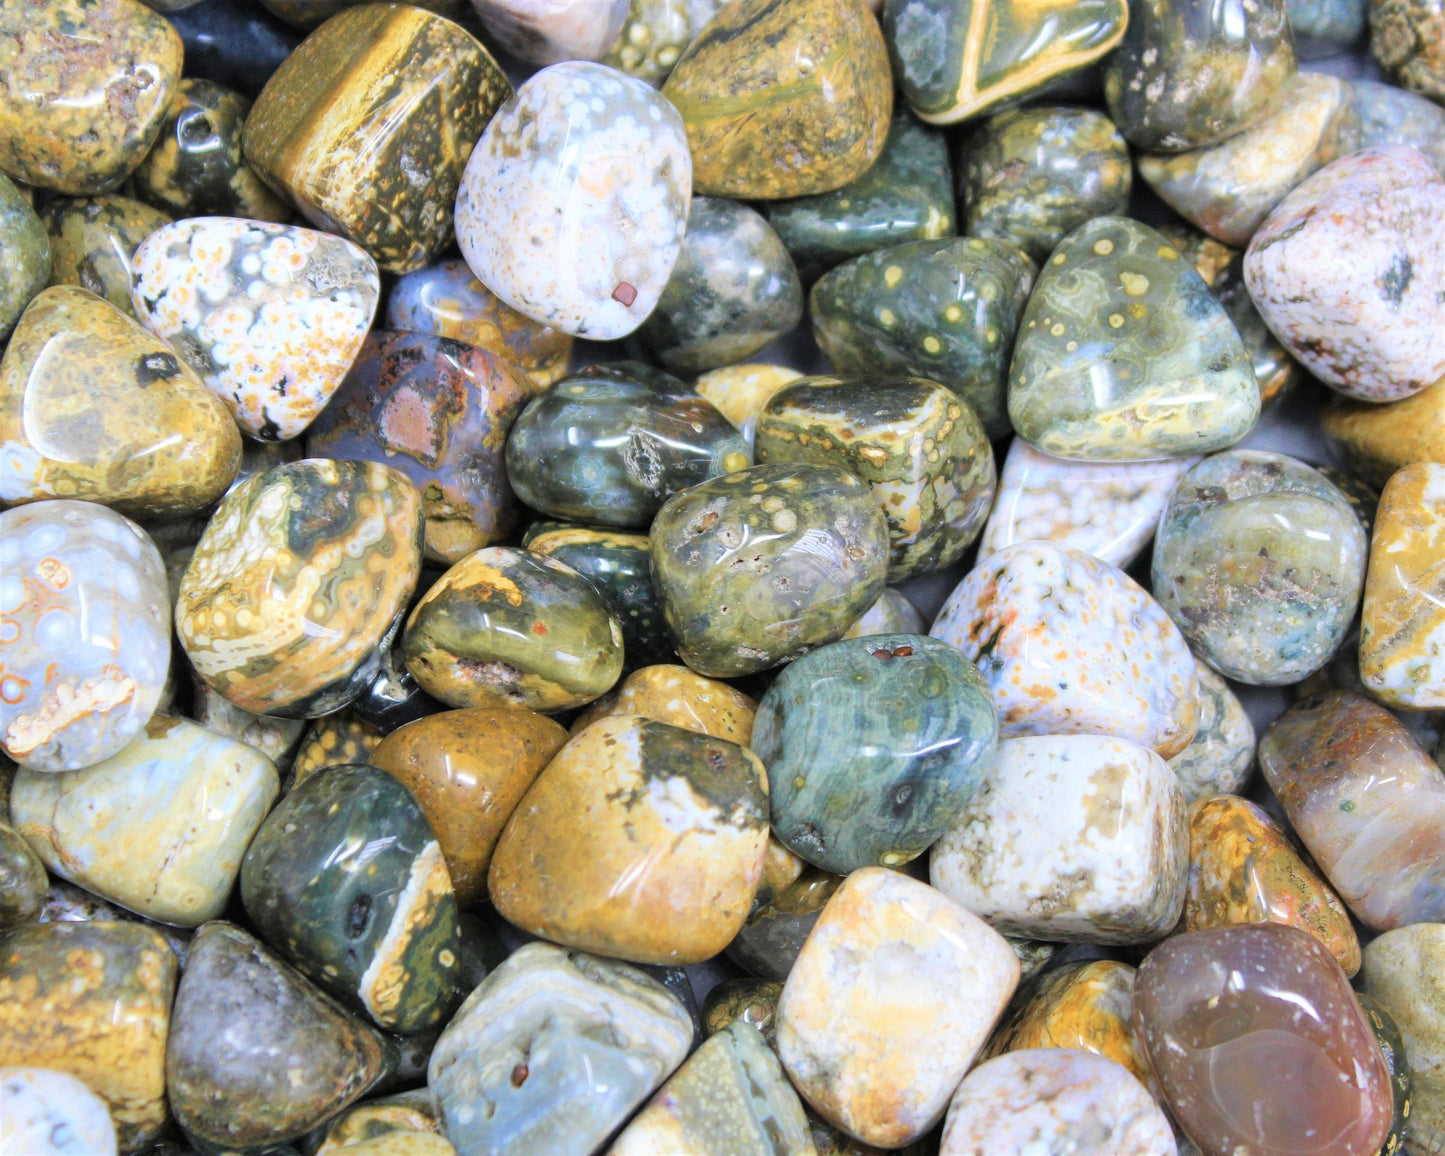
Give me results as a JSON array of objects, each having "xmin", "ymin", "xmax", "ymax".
[
  {"xmin": 1166, "ymin": 661, "xmax": 1256, "ymax": 802},
  {"xmin": 1354, "ymin": 77, "xmax": 1445, "ymax": 171},
  {"xmin": 0, "ymin": 1068, "xmax": 118, "ymax": 1156},
  {"xmin": 467, "ymin": 0, "xmax": 629, "ymax": 64}
]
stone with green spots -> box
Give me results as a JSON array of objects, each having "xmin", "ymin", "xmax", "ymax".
[
  {"xmin": 603, "ymin": 0, "xmax": 692, "ymax": 82},
  {"xmin": 756, "ymin": 375, "xmax": 996, "ymax": 582},
  {"xmin": 1008, "ymin": 216, "xmax": 1261, "ymax": 460},
  {"xmin": 651, "ymin": 463, "xmax": 890, "ymax": 678},
  {"xmin": 40, "ymin": 195, "xmax": 172, "ymax": 318},
  {"xmin": 811, "ymin": 237, "xmax": 1034, "ymax": 439},
  {"xmin": 0, "ymin": 175, "xmax": 48, "ymax": 342},
  {"xmin": 240, "ymin": 762, "xmax": 464, "ymax": 1033}
]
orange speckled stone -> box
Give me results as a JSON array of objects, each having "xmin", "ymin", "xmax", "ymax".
[{"xmin": 569, "ymin": 664, "xmax": 757, "ymax": 745}]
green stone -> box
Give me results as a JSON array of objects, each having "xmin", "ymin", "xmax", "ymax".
[
  {"xmin": 0, "ymin": 820, "xmax": 46, "ymax": 925},
  {"xmin": 810, "ymin": 237, "xmax": 1033, "ymax": 439},
  {"xmin": 1354, "ymin": 78, "xmax": 1445, "ymax": 173},
  {"xmin": 0, "ymin": 174, "xmax": 48, "ymax": 342},
  {"xmin": 1007, "ymin": 216, "xmax": 1261, "ymax": 460},
  {"xmin": 702, "ymin": 978, "xmax": 784, "ymax": 1047},
  {"xmin": 725, "ymin": 868, "xmax": 841, "ymax": 980},
  {"xmin": 39, "ymin": 195, "xmax": 172, "ymax": 317},
  {"xmin": 602, "ymin": 0, "xmax": 691, "ymax": 82}
]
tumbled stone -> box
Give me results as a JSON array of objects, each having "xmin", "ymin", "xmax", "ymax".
[
  {"xmin": 469, "ymin": 0, "xmax": 629, "ymax": 63},
  {"xmin": 1292, "ymin": 0, "xmax": 1367, "ymax": 55},
  {"xmin": 603, "ymin": 0, "xmax": 691, "ymax": 81},
  {"xmin": 0, "ymin": 174, "xmax": 48, "ymax": 342},
  {"xmin": 290, "ymin": 711, "xmax": 383, "ymax": 790},
  {"xmin": 0, "ymin": 823, "xmax": 46, "ymax": 926},
  {"xmin": 40, "ymin": 195, "xmax": 171, "ymax": 318},
  {"xmin": 1167, "ymin": 662, "xmax": 1255, "ymax": 802},
  {"xmin": 167, "ymin": 0, "xmax": 301, "ymax": 97},
  {"xmin": 350, "ymin": 645, "xmax": 445, "ymax": 735},
  {"xmin": 843, "ymin": 588, "xmax": 924, "ymax": 639},
  {"xmin": 313, "ymin": 1090, "xmax": 450, "ymax": 1156},
  {"xmin": 726, "ymin": 867, "xmax": 840, "ymax": 980},
  {"xmin": 702, "ymin": 978, "xmax": 784, "ymax": 1046},
  {"xmin": 570, "ymin": 664, "xmax": 757, "ymax": 744},
  {"xmin": 1323, "ymin": 373, "xmax": 1445, "ymax": 487},
  {"xmin": 694, "ymin": 363, "xmax": 804, "ymax": 431},
  {"xmin": 1372, "ymin": 0, "xmax": 1445, "ymax": 101},
  {"xmin": 1358, "ymin": 992, "xmax": 1413, "ymax": 1156},
  {"xmin": 1354, "ymin": 77, "xmax": 1445, "ymax": 171},
  {"xmin": 187, "ymin": 675, "xmax": 305, "ymax": 766},
  {"xmin": 0, "ymin": 1067, "xmax": 118, "ymax": 1156}
]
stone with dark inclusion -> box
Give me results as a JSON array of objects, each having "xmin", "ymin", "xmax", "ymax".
[
  {"xmin": 289, "ymin": 711, "xmax": 383, "ymax": 791},
  {"xmin": 1353, "ymin": 78, "xmax": 1445, "ymax": 172},
  {"xmin": 0, "ymin": 174, "xmax": 48, "ymax": 342},
  {"xmin": 1356, "ymin": 992, "xmax": 1412, "ymax": 1156},
  {"xmin": 1290, "ymin": 0, "xmax": 1367, "ymax": 56},
  {"xmin": 702, "ymin": 978, "xmax": 784, "ymax": 1047},
  {"xmin": 0, "ymin": 822, "xmax": 46, "ymax": 925},
  {"xmin": 351, "ymin": 646, "xmax": 445, "ymax": 734},
  {"xmin": 164, "ymin": 0, "xmax": 302, "ymax": 98},
  {"xmin": 1372, "ymin": 0, "xmax": 1445, "ymax": 102},
  {"xmin": 724, "ymin": 868, "xmax": 842, "ymax": 981},
  {"xmin": 40, "ymin": 195, "xmax": 172, "ymax": 318}
]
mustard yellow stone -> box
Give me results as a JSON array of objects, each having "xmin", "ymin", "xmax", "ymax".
[
  {"xmin": 290, "ymin": 712, "xmax": 384, "ymax": 790},
  {"xmin": 694, "ymin": 363, "xmax": 804, "ymax": 429},
  {"xmin": 1322, "ymin": 376, "xmax": 1445, "ymax": 488},
  {"xmin": 570, "ymin": 664, "xmax": 758, "ymax": 745}
]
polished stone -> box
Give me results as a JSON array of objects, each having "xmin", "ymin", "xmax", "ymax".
[
  {"xmin": 602, "ymin": 0, "xmax": 691, "ymax": 82},
  {"xmin": 1291, "ymin": 0, "xmax": 1367, "ymax": 55},
  {"xmin": 0, "ymin": 174, "xmax": 48, "ymax": 342},
  {"xmin": 0, "ymin": 823, "xmax": 46, "ymax": 926},
  {"xmin": 188, "ymin": 675, "xmax": 305, "ymax": 766},
  {"xmin": 165, "ymin": 0, "xmax": 301, "ymax": 98},
  {"xmin": 290, "ymin": 711, "xmax": 383, "ymax": 790},
  {"xmin": 39, "ymin": 195, "xmax": 171, "ymax": 318},
  {"xmin": 1166, "ymin": 662, "xmax": 1256, "ymax": 802},
  {"xmin": 843, "ymin": 588, "xmax": 924, "ymax": 639},
  {"xmin": 468, "ymin": 0, "xmax": 629, "ymax": 63},
  {"xmin": 569, "ymin": 664, "xmax": 757, "ymax": 745},
  {"xmin": 1357, "ymin": 993, "xmax": 1413, "ymax": 1156},
  {"xmin": 1354, "ymin": 77, "xmax": 1445, "ymax": 171},
  {"xmin": 725, "ymin": 867, "xmax": 840, "ymax": 981},
  {"xmin": 0, "ymin": 1068, "xmax": 118, "ymax": 1156},
  {"xmin": 312, "ymin": 1090, "xmax": 451, "ymax": 1156},
  {"xmin": 694, "ymin": 363, "xmax": 803, "ymax": 431},
  {"xmin": 1323, "ymin": 372, "xmax": 1445, "ymax": 487},
  {"xmin": 1372, "ymin": 0, "xmax": 1445, "ymax": 101},
  {"xmin": 702, "ymin": 978, "xmax": 784, "ymax": 1047}
]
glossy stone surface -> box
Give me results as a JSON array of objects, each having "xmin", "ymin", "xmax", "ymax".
[
  {"xmin": 703, "ymin": 978, "xmax": 784, "ymax": 1046},
  {"xmin": 0, "ymin": 823, "xmax": 46, "ymax": 925},
  {"xmin": 1372, "ymin": 0, "xmax": 1445, "ymax": 100},
  {"xmin": 663, "ymin": 0, "xmax": 891, "ymax": 199},
  {"xmin": 131, "ymin": 216, "xmax": 381, "ymax": 440},
  {"xmin": 1291, "ymin": 0, "xmax": 1367, "ymax": 55},
  {"xmin": 1152, "ymin": 451, "xmax": 1368, "ymax": 686},
  {"xmin": 188, "ymin": 676, "xmax": 305, "ymax": 766},
  {"xmin": 570, "ymin": 664, "xmax": 757, "ymax": 744},
  {"xmin": 756, "ymin": 375, "xmax": 995, "ymax": 582},
  {"xmin": 489, "ymin": 714, "xmax": 769, "ymax": 965},
  {"xmin": 290, "ymin": 710, "xmax": 383, "ymax": 790},
  {"xmin": 39, "ymin": 195, "xmax": 171, "ymax": 318},
  {"xmin": 166, "ymin": 0, "xmax": 301, "ymax": 98},
  {"xmin": 167, "ymin": 921, "xmax": 386, "ymax": 1152},
  {"xmin": 602, "ymin": 0, "xmax": 691, "ymax": 81},
  {"xmin": 1167, "ymin": 662, "xmax": 1256, "ymax": 801},
  {"xmin": 429, "ymin": 942, "xmax": 691, "ymax": 1156},
  {"xmin": 695, "ymin": 363, "xmax": 804, "ymax": 431},
  {"xmin": 1361, "ymin": 924, "xmax": 1444, "ymax": 1155},
  {"xmin": 386, "ymin": 258, "xmax": 573, "ymax": 394},
  {"xmin": 778, "ymin": 868, "xmax": 1019, "ymax": 1148},
  {"xmin": 0, "ymin": 175, "xmax": 48, "ymax": 342},
  {"xmin": 959, "ymin": 107, "xmax": 1132, "ymax": 265},
  {"xmin": 0, "ymin": 1068, "xmax": 118, "ymax": 1156},
  {"xmin": 811, "ymin": 237, "xmax": 1032, "ymax": 440},
  {"xmin": 0, "ymin": 0, "xmax": 183, "ymax": 194},
  {"xmin": 843, "ymin": 588, "xmax": 924, "ymax": 639},
  {"xmin": 726, "ymin": 867, "xmax": 840, "ymax": 980},
  {"xmin": 1260, "ymin": 690, "xmax": 1445, "ymax": 931},
  {"xmin": 312, "ymin": 1091, "xmax": 449, "ymax": 1156},
  {"xmin": 402, "ymin": 547, "xmax": 623, "ymax": 712},
  {"xmin": 0, "ymin": 920, "xmax": 176, "ymax": 1150},
  {"xmin": 456, "ymin": 62, "xmax": 691, "ymax": 341},
  {"xmin": 177, "ymin": 459, "xmax": 423, "ymax": 718},
  {"xmin": 1354, "ymin": 77, "xmax": 1445, "ymax": 171},
  {"xmin": 931, "ymin": 540, "xmax": 1199, "ymax": 756},
  {"xmin": 651, "ymin": 463, "xmax": 890, "ymax": 678},
  {"xmin": 469, "ymin": 0, "xmax": 629, "ymax": 63},
  {"xmin": 1009, "ymin": 217, "xmax": 1260, "ymax": 460},
  {"xmin": 1323, "ymin": 373, "xmax": 1445, "ymax": 488},
  {"xmin": 0, "ymin": 501, "xmax": 170, "ymax": 773},
  {"xmin": 1135, "ymin": 924, "xmax": 1392, "ymax": 1156},
  {"xmin": 1357, "ymin": 993, "xmax": 1412, "ymax": 1156},
  {"xmin": 506, "ymin": 367, "xmax": 748, "ymax": 529}
]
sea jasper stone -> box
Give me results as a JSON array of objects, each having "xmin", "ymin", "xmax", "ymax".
[
  {"xmin": 755, "ymin": 375, "xmax": 995, "ymax": 582},
  {"xmin": 778, "ymin": 868, "xmax": 1020, "ymax": 1148},
  {"xmin": 468, "ymin": 0, "xmax": 629, "ymax": 63},
  {"xmin": 884, "ymin": 0, "xmax": 1127, "ymax": 125},
  {"xmin": 694, "ymin": 363, "xmax": 804, "ymax": 432},
  {"xmin": 1167, "ymin": 662, "xmax": 1255, "ymax": 801},
  {"xmin": 11, "ymin": 714, "xmax": 278, "ymax": 927},
  {"xmin": 1260, "ymin": 690, "xmax": 1445, "ymax": 931},
  {"xmin": 958, "ymin": 107, "xmax": 1132, "ymax": 265},
  {"xmin": 0, "ymin": 1068, "xmax": 118, "ymax": 1156},
  {"xmin": 930, "ymin": 541, "xmax": 1200, "ymax": 756},
  {"xmin": 603, "ymin": 0, "xmax": 691, "ymax": 82},
  {"xmin": 662, "ymin": 0, "xmax": 891, "ymax": 199},
  {"xmin": 456, "ymin": 62, "xmax": 691, "ymax": 341},
  {"xmin": 290, "ymin": 711, "xmax": 383, "ymax": 790},
  {"xmin": 40, "ymin": 195, "xmax": 171, "ymax": 317},
  {"xmin": 0, "ymin": 921, "xmax": 176, "ymax": 1150},
  {"xmin": 570, "ymin": 664, "xmax": 757, "ymax": 744},
  {"xmin": 0, "ymin": 501, "xmax": 170, "ymax": 773},
  {"xmin": 813, "ymin": 239, "xmax": 1031, "ymax": 442},
  {"xmin": 188, "ymin": 678, "xmax": 305, "ymax": 767},
  {"xmin": 1323, "ymin": 375, "xmax": 1445, "ymax": 487},
  {"xmin": 0, "ymin": 175, "xmax": 48, "ymax": 341},
  {"xmin": 167, "ymin": 921, "xmax": 386, "ymax": 1152},
  {"xmin": 489, "ymin": 715, "xmax": 769, "ymax": 965},
  {"xmin": 401, "ymin": 547, "xmax": 623, "ymax": 712},
  {"xmin": 311, "ymin": 1091, "xmax": 449, "ymax": 1156},
  {"xmin": 1135, "ymin": 924, "xmax": 1393, "ymax": 1156},
  {"xmin": 703, "ymin": 978, "xmax": 784, "ymax": 1045},
  {"xmin": 1358, "ymin": 993, "xmax": 1413, "ymax": 1156},
  {"xmin": 0, "ymin": 0, "xmax": 182, "ymax": 194},
  {"xmin": 130, "ymin": 216, "xmax": 381, "ymax": 440},
  {"xmin": 844, "ymin": 588, "xmax": 924, "ymax": 638},
  {"xmin": 651, "ymin": 463, "xmax": 890, "ymax": 678},
  {"xmin": 1373, "ymin": 0, "xmax": 1445, "ymax": 100},
  {"xmin": 0, "ymin": 286, "xmax": 242, "ymax": 517},
  {"xmin": 305, "ymin": 330, "xmax": 529, "ymax": 564},
  {"xmin": 0, "ymin": 823, "xmax": 46, "ymax": 925},
  {"xmin": 1152, "ymin": 451, "xmax": 1368, "ymax": 685},
  {"xmin": 166, "ymin": 0, "xmax": 301, "ymax": 98},
  {"xmin": 177, "ymin": 459, "xmax": 423, "ymax": 718},
  {"xmin": 1354, "ymin": 77, "xmax": 1445, "ymax": 171},
  {"xmin": 1008, "ymin": 216, "xmax": 1260, "ymax": 460},
  {"xmin": 1360, "ymin": 462, "xmax": 1445, "ymax": 707},
  {"xmin": 1292, "ymin": 0, "xmax": 1367, "ymax": 55},
  {"xmin": 726, "ymin": 867, "xmax": 840, "ymax": 980},
  {"xmin": 242, "ymin": 763, "xmax": 463, "ymax": 1032}
]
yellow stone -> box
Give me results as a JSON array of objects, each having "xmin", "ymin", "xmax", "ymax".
[
  {"xmin": 1322, "ymin": 377, "xmax": 1445, "ymax": 488},
  {"xmin": 570, "ymin": 664, "xmax": 758, "ymax": 745}
]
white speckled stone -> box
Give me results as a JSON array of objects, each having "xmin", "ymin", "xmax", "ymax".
[
  {"xmin": 1166, "ymin": 661, "xmax": 1255, "ymax": 802},
  {"xmin": 469, "ymin": 0, "xmax": 629, "ymax": 64},
  {"xmin": 454, "ymin": 62, "xmax": 691, "ymax": 341},
  {"xmin": 930, "ymin": 734, "xmax": 1190, "ymax": 943},
  {"xmin": 0, "ymin": 1067, "xmax": 118, "ymax": 1155},
  {"xmin": 929, "ymin": 540, "xmax": 1200, "ymax": 758}
]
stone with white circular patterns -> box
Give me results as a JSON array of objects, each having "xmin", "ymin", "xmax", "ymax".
[{"xmin": 0, "ymin": 1067, "xmax": 119, "ymax": 1156}]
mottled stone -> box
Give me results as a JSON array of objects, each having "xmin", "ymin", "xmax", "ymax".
[
  {"xmin": 165, "ymin": 0, "xmax": 301, "ymax": 98},
  {"xmin": 694, "ymin": 363, "xmax": 803, "ymax": 431},
  {"xmin": 1322, "ymin": 372, "xmax": 1445, "ymax": 488},
  {"xmin": 290, "ymin": 711, "xmax": 382, "ymax": 790},
  {"xmin": 1372, "ymin": 0, "xmax": 1445, "ymax": 101},
  {"xmin": 570, "ymin": 664, "xmax": 757, "ymax": 744},
  {"xmin": 0, "ymin": 823, "xmax": 46, "ymax": 925},
  {"xmin": 312, "ymin": 1090, "xmax": 449, "ymax": 1156},
  {"xmin": 187, "ymin": 674, "xmax": 305, "ymax": 764},
  {"xmin": 843, "ymin": 588, "xmax": 924, "ymax": 639},
  {"xmin": 1354, "ymin": 78, "xmax": 1445, "ymax": 172},
  {"xmin": 1358, "ymin": 993, "xmax": 1413, "ymax": 1156},
  {"xmin": 1362, "ymin": 925, "xmax": 1445, "ymax": 1156},
  {"xmin": 726, "ymin": 867, "xmax": 840, "ymax": 980},
  {"xmin": 469, "ymin": 0, "xmax": 629, "ymax": 63},
  {"xmin": 0, "ymin": 174, "xmax": 48, "ymax": 342},
  {"xmin": 1166, "ymin": 662, "xmax": 1255, "ymax": 802},
  {"xmin": 703, "ymin": 978, "xmax": 784, "ymax": 1047},
  {"xmin": 0, "ymin": 1067, "xmax": 118, "ymax": 1156},
  {"xmin": 40, "ymin": 195, "xmax": 172, "ymax": 318},
  {"xmin": 603, "ymin": 0, "xmax": 691, "ymax": 82},
  {"xmin": 1291, "ymin": 0, "xmax": 1367, "ymax": 55}
]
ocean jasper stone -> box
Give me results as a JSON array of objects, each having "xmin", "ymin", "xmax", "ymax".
[
  {"xmin": 810, "ymin": 237, "xmax": 1033, "ymax": 440},
  {"xmin": 11, "ymin": 714, "xmax": 278, "ymax": 926},
  {"xmin": 1008, "ymin": 217, "xmax": 1260, "ymax": 460},
  {"xmin": 0, "ymin": 501, "xmax": 169, "ymax": 773},
  {"xmin": 0, "ymin": 823, "xmax": 47, "ymax": 925},
  {"xmin": 468, "ymin": 0, "xmax": 629, "ymax": 63},
  {"xmin": 456, "ymin": 62, "xmax": 690, "ymax": 340},
  {"xmin": 1322, "ymin": 374, "xmax": 1445, "ymax": 488},
  {"xmin": 290, "ymin": 710, "xmax": 383, "ymax": 790},
  {"xmin": 694, "ymin": 363, "xmax": 804, "ymax": 430},
  {"xmin": 844, "ymin": 588, "xmax": 924, "ymax": 638},
  {"xmin": 931, "ymin": 734, "xmax": 1189, "ymax": 942},
  {"xmin": 765, "ymin": 111, "xmax": 955, "ymax": 284},
  {"xmin": 1372, "ymin": 0, "xmax": 1445, "ymax": 100},
  {"xmin": 1260, "ymin": 690, "xmax": 1445, "ymax": 931},
  {"xmin": 930, "ymin": 541, "xmax": 1199, "ymax": 756},
  {"xmin": 401, "ymin": 547, "xmax": 623, "ymax": 712},
  {"xmin": 1135, "ymin": 924, "xmax": 1393, "ymax": 1156},
  {"xmin": 1354, "ymin": 77, "xmax": 1445, "ymax": 171},
  {"xmin": 1361, "ymin": 463, "xmax": 1445, "ymax": 707},
  {"xmin": 663, "ymin": 0, "xmax": 891, "ymax": 199},
  {"xmin": 505, "ymin": 367, "xmax": 748, "ymax": 529},
  {"xmin": 702, "ymin": 978, "xmax": 784, "ymax": 1045},
  {"xmin": 243, "ymin": 6, "xmax": 509, "ymax": 274},
  {"xmin": 0, "ymin": 1068, "xmax": 117, "ymax": 1156},
  {"xmin": 386, "ymin": 258, "xmax": 573, "ymax": 394},
  {"xmin": 0, "ymin": 0, "xmax": 182, "ymax": 194},
  {"xmin": 312, "ymin": 1091, "xmax": 448, "ymax": 1156},
  {"xmin": 0, "ymin": 175, "xmax": 48, "ymax": 341},
  {"xmin": 751, "ymin": 634, "xmax": 997, "ymax": 873},
  {"xmin": 40, "ymin": 195, "xmax": 170, "ymax": 317},
  {"xmin": 0, "ymin": 286, "xmax": 241, "ymax": 517},
  {"xmin": 165, "ymin": 0, "xmax": 301, "ymax": 98},
  {"xmin": 726, "ymin": 867, "xmax": 840, "ymax": 980},
  {"xmin": 1358, "ymin": 993, "xmax": 1413, "ymax": 1156},
  {"xmin": 1167, "ymin": 662, "xmax": 1255, "ymax": 801},
  {"xmin": 569, "ymin": 664, "xmax": 757, "ymax": 745},
  {"xmin": 884, "ymin": 0, "xmax": 1126, "ymax": 125},
  {"xmin": 1105, "ymin": 0, "xmax": 1296, "ymax": 151},
  {"xmin": 177, "ymin": 459, "xmax": 423, "ymax": 718},
  {"xmin": 1292, "ymin": 0, "xmax": 1367, "ymax": 55},
  {"xmin": 488, "ymin": 715, "xmax": 769, "ymax": 965},
  {"xmin": 602, "ymin": 0, "xmax": 691, "ymax": 82},
  {"xmin": 639, "ymin": 197, "xmax": 803, "ymax": 373},
  {"xmin": 0, "ymin": 921, "xmax": 176, "ymax": 1150},
  {"xmin": 958, "ymin": 106, "xmax": 1132, "ymax": 265},
  {"xmin": 305, "ymin": 330, "xmax": 530, "ymax": 564},
  {"xmin": 1361, "ymin": 925, "xmax": 1445, "ymax": 1154},
  {"xmin": 130, "ymin": 216, "xmax": 380, "ymax": 440},
  {"xmin": 777, "ymin": 868, "xmax": 1020, "ymax": 1148},
  {"xmin": 1152, "ymin": 451, "xmax": 1368, "ymax": 685},
  {"xmin": 167, "ymin": 921, "xmax": 386, "ymax": 1152},
  {"xmin": 241, "ymin": 763, "xmax": 463, "ymax": 1032},
  {"xmin": 755, "ymin": 375, "xmax": 995, "ymax": 582},
  {"xmin": 188, "ymin": 677, "xmax": 305, "ymax": 767},
  {"xmin": 650, "ymin": 463, "xmax": 890, "ymax": 678}
]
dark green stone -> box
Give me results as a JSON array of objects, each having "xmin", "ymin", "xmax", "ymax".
[
  {"xmin": 0, "ymin": 821, "xmax": 46, "ymax": 925},
  {"xmin": 702, "ymin": 977, "xmax": 784, "ymax": 1047},
  {"xmin": 650, "ymin": 463, "xmax": 890, "ymax": 678},
  {"xmin": 1316, "ymin": 464, "xmax": 1380, "ymax": 535},
  {"xmin": 724, "ymin": 868, "xmax": 840, "ymax": 980},
  {"xmin": 0, "ymin": 174, "xmax": 48, "ymax": 342},
  {"xmin": 1289, "ymin": 0, "xmax": 1366, "ymax": 56},
  {"xmin": 1358, "ymin": 992, "xmax": 1412, "ymax": 1156},
  {"xmin": 240, "ymin": 763, "xmax": 463, "ymax": 1033},
  {"xmin": 810, "ymin": 237, "xmax": 1033, "ymax": 439},
  {"xmin": 1353, "ymin": 78, "xmax": 1445, "ymax": 173},
  {"xmin": 39, "ymin": 194, "xmax": 172, "ymax": 317}
]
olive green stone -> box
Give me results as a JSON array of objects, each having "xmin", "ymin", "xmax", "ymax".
[
  {"xmin": 603, "ymin": 0, "xmax": 691, "ymax": 82},
  {"xmin": 1372, "ymin": 0, "xmax": 1445, "ymax": 103},
  {"xmin": 650, "ymin": 463, "xmax": 890, "ymax": 678},
  {"xmin": 40, "ymin": 195, "xmax": 173, "ymax": 318},
  {"xmin": 702, "ymin": 978, "xmax": 784, "ymax": 1047},
  {"xmin": 810, "ymin": 237, "xmax": 1034, "ymax": 440},
  {"xmin": 1007, "ymin": 216, "xmax": 1261, "ymax": 460},
  {"xmin": 725, "ymin": 868, "xmax": 841, "ymax": 980},
  {"xmin": 0, "ymin": 174, "xmax": 48, "ymax": 342},
  {"xmin": 0, "ymin": 821, "xmax": 46, "ymax": 925},
  {"xmin": 756, "ymin": 375, "xmax": 996, "ymax": 581}
]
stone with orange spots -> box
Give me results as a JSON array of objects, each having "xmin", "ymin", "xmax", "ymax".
[
  {"xmin": 569, "ymin": 664, "xmax": 758, "ymax": 745},
  {"xmin": 290, "ymin": 711, "xmax": 383, "ymax": 791}
]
